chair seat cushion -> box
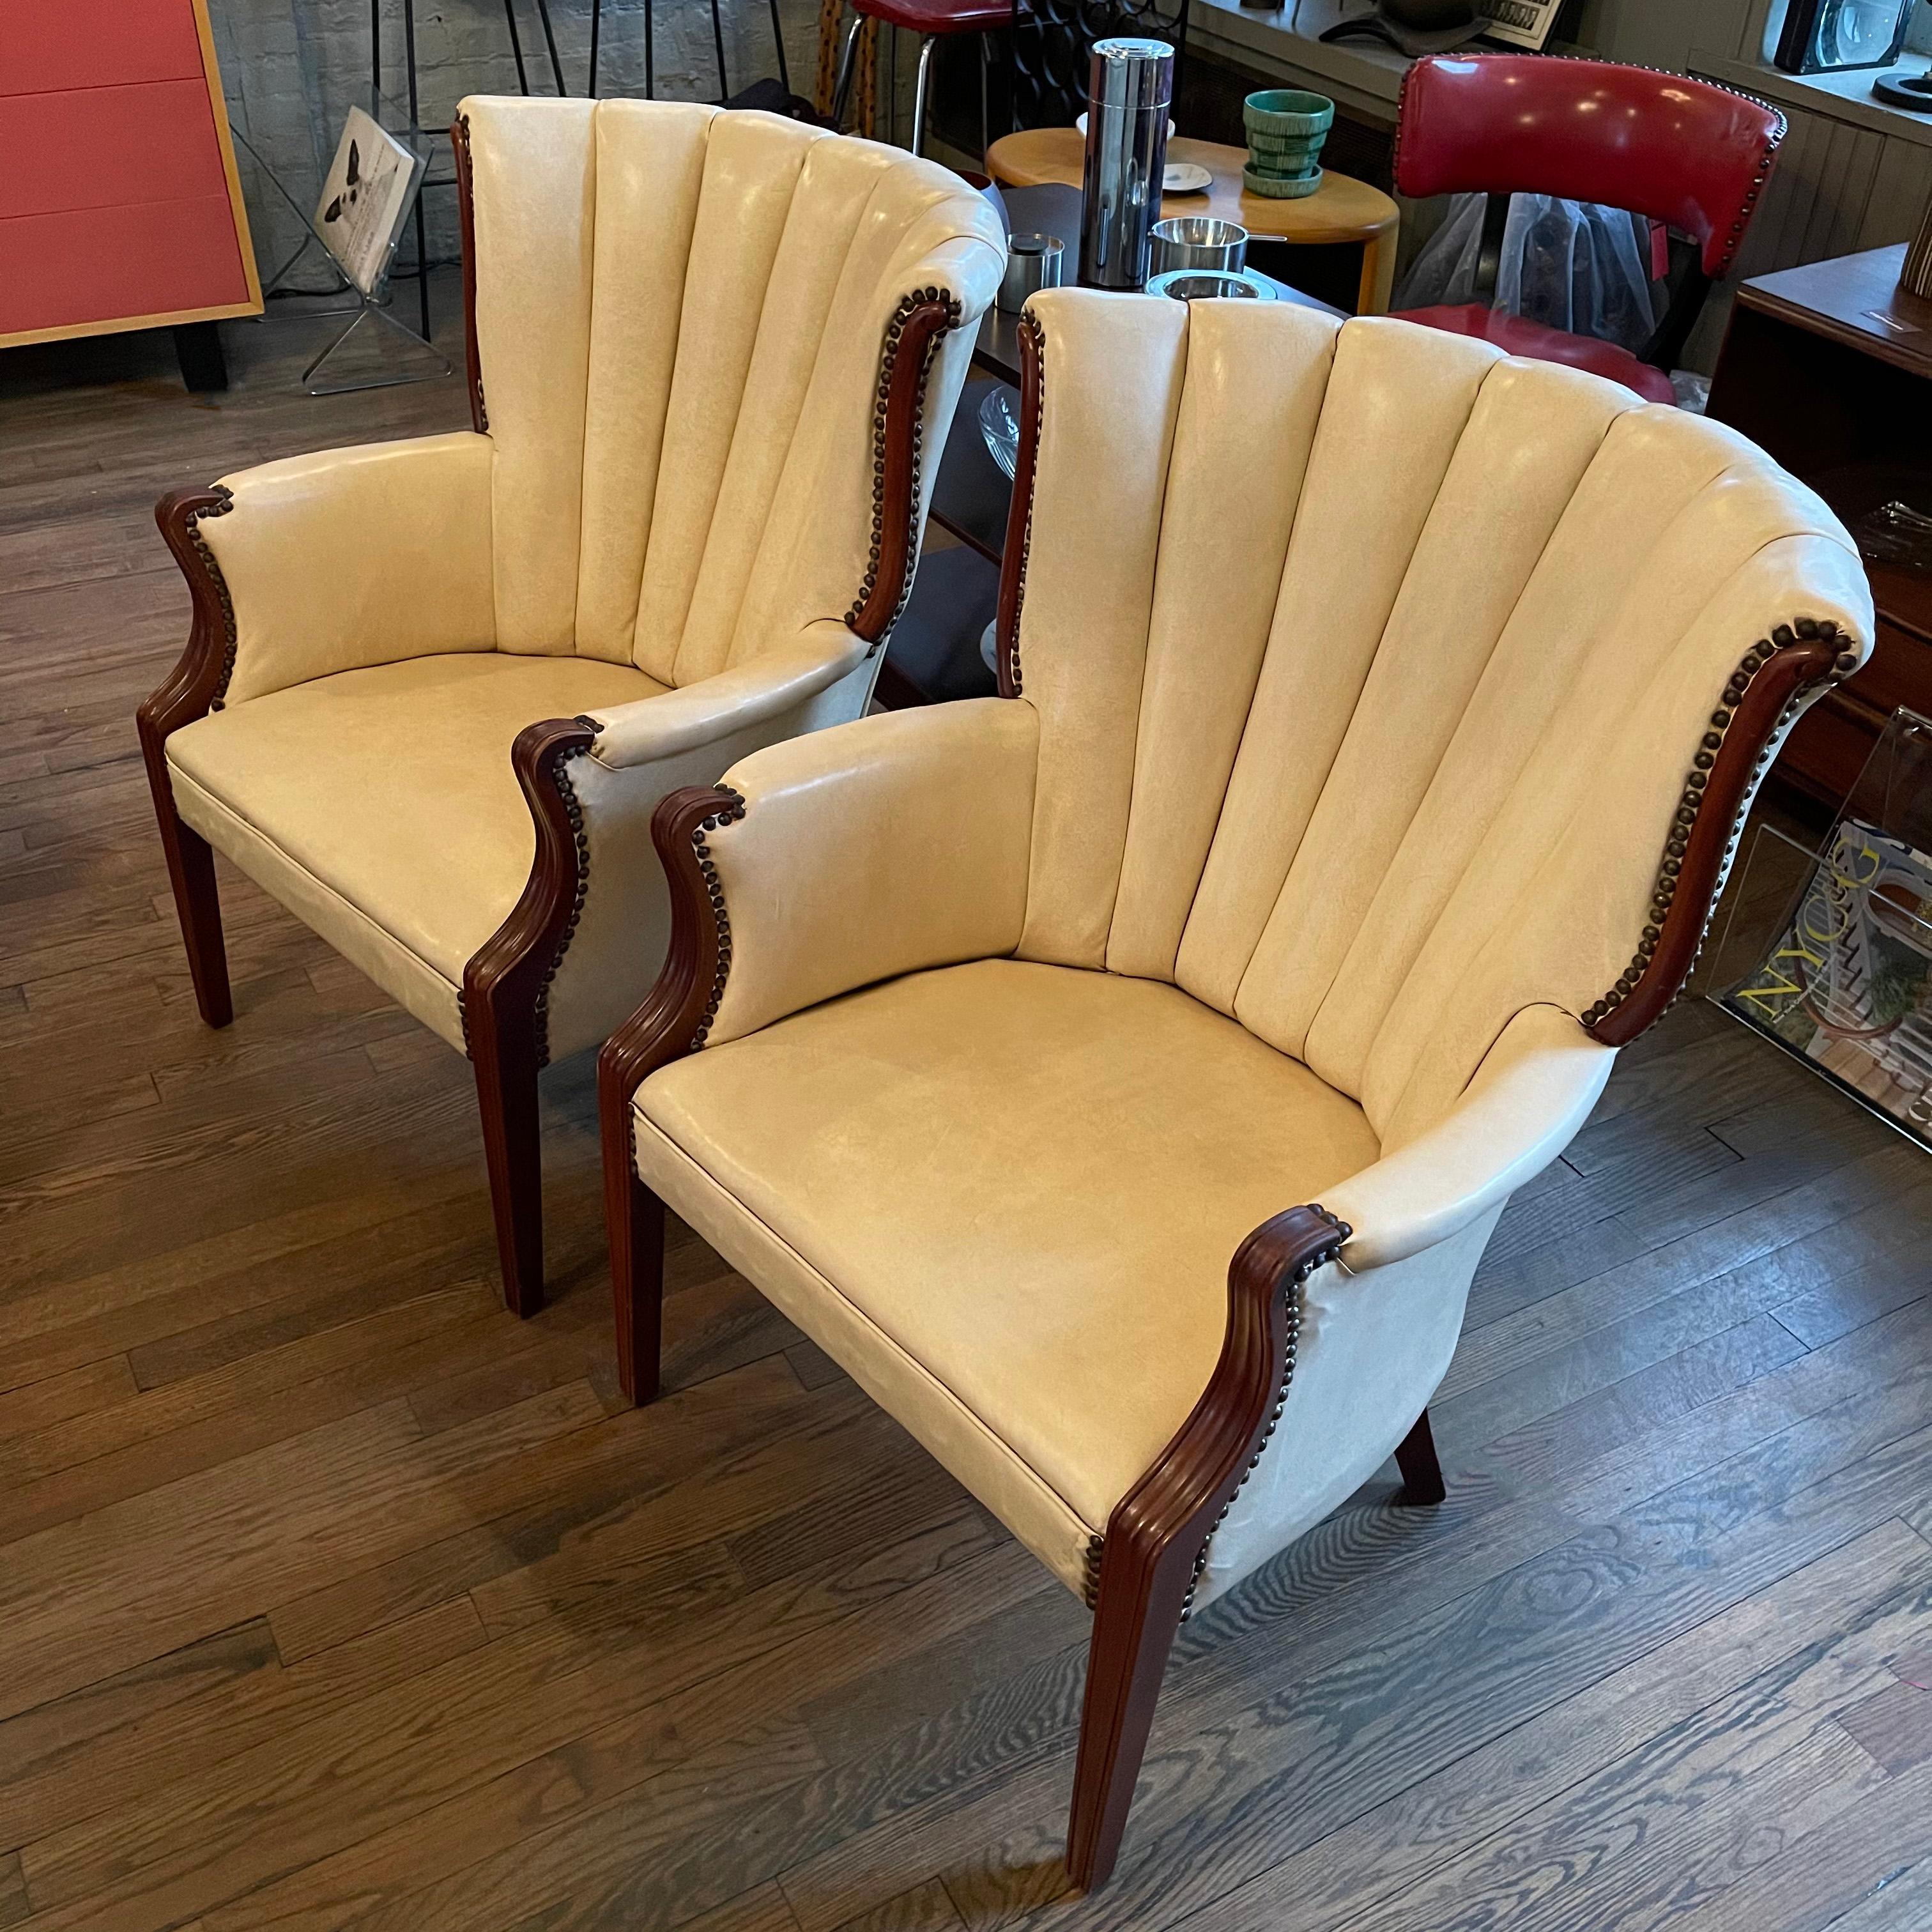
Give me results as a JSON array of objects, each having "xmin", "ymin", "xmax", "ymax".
[
  {"xmin": 855, "ymin": 0, "xmax": 1016, "ymax": 33},
  {"xmin": 1393, "ymin": 303, "xmax": 1678, "ymax": 405},
  {"xmin": 166, "ymin": 653, "xmax": 664, "ymax": 1045},
  {"xmin": 634, "ymin": 958, "xmax": 1381, "ymax": 1584}
]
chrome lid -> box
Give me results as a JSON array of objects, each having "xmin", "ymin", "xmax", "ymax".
[{"xmin": 1088, "ymin": 38, "xmax": 1174, "ymax": 112}]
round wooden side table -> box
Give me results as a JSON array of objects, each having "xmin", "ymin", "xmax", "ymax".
[{"xmin": 985, "ymin": 127, "xmax": 1399, "ymax": 316}]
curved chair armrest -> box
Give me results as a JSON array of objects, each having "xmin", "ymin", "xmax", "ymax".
[
  {"xmin": 595, "ymin": 691, "xmax": 1037, "ymax": 1138},
  {"xmin": 464, "ymin": 628, "xmax": 889, "ymax": 1079},
  {"xmin": 698, "ymin": 696, "xmax": 1039, "ymax": 1050},
  {"xmin": 1327, "ymin": 1003, "xmax": 1616, "ymax": 1272},
  {"xmin": 149, "ymin": 432, "xmax": 497, "ymax": 728},
  {"xmin": 583, "ymin": 622, "xmax": 870, "ymax": 769},
  {"xmin": 594, "ymin": 697, "xmax": 1039, "ymax": 1397},
  {"xmin": 1066, "ymin": 1004, "xmax": 1615, "ymax": 1882}
]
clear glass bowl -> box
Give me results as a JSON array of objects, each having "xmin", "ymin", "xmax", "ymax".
[{"xmin": 979, "ymin": 383, "xmax": 1021, "ymax": 481}]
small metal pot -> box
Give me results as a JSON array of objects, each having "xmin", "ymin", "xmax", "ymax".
[
  {"xmin": 997, "ymin": 233, "xmax": 1066, "ymax": 314},
  {"xmin": 1147, "ymin": 267, "xmax": 1278, "ymax": 302},
  {"xmin": 1149, "ymin": 216, "xmax": 1248, "ymax": 276}
]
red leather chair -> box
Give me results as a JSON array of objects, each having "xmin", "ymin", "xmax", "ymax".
[
  {"xmin": 1392, "ymin": 54, "xmax": 1784, "ymax": 405},
  {"xmin": 831, "ymin": 0, "xmax": 1015, "ymax": 158}
]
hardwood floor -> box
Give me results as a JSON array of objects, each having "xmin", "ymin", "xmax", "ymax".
[{"xmin": 3, "ymin": 290, "xmax": 1930, "ymax": 1932}]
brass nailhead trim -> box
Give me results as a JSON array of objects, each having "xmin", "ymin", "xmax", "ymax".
[
  {"xmin": 531, "ymin": 740, "xmax": 593, "ymax": 1070},
  {"xmin": 1080, "ymin": 1533, "xmax": 1105, "ymax": 1609},
  {"xmin": 1176, "ymin": 1210, "xmax": 1351, "ymax": 1624},
  {"xmin": 1004, "ymin": 308, "xmax": 1046, "ymax": 700},
  {"xmin": 456, "ymin": 727, "xmax": 594, "ymax": 1067},
  {"xmin": 847, "ymin": 286, "xmax": 964, "ymax": 653},
  {"xmin": 688, "ymin": 786, "xmax": 747, "ymax": 1052},
  {"xmin": 1581, "ymin": 617, "xmax": 1852, "ymax": 1032},
  {"xmin": 188, "ymin": 486, "xmax": 239, "ymax": 709},
  {"xmin": 454, "ymin": 114, "xmax": 488, "ymax": 433}
]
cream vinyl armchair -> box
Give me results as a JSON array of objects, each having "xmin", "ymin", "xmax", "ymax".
[
  {"xmin": 597, "ymin": 295, "xmax": 1873, "ymax": 1887},
  {"xmin": 137, "ymin": 99, "xmax": 1004, "ymax": 1313}
]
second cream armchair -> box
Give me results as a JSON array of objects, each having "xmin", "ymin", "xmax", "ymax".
[
  {"xmin": 137, "ymin": 98, "xmax": 1005, "ymax": 1314},
  {"xmin": 597, "ymin": 294, "xmax": 1874, "ymax": 1889}
]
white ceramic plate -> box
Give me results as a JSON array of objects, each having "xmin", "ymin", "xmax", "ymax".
[
  {"xmin": 1163, "ymin": 162, "xmax": 1212, "ymax": 193},
  {"xmin": 1075, "ymin": 112, "xmax": 1176, "ymax": 138}
]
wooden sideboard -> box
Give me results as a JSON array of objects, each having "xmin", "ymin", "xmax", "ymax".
[
  {"xmin": 1706, "ymin": 245, "xmax": 1932, "ymax": 810},
  {"xmin": 0, "ymin": 0, "xmax": 261, "ymax": 389}
]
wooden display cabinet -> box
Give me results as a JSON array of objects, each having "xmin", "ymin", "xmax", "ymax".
[{"xmin": 1706, "ymin": 244, "xmax": 1932, "ymax": 811}]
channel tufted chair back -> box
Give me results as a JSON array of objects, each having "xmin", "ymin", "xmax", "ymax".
[
  {"xmin": 597, "ymin": 286, "xmax": 1873, "ymax": 1890},
  {"xmin": 142, "ymin": 98, "xmax": 1004, "ymax": 1321},
  {"xmin": 1000, "ymin": 295, "xmax": 1871, "ymax": 1155},
  {"xmin": 455, "ymin": 97, "xmax": 995, "ymax": 682}
]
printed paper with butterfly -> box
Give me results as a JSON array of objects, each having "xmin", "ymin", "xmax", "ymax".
[{"xmin": 314, "ymin": 107, "xmax": 424, "ymax": 296}]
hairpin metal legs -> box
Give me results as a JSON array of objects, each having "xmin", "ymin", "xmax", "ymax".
[
  {"xmin": 979, "ymin": 33, "xmax": 990, "ymax": 162},
  {"xmin": 767, "ymin": 0, "xmax": 792, "ymax": 91},
  {"xmin": 910, "ymin": 33, "xmax": 935, "ymax": 155},
  {"xmin": 831, "ymin": 12, "xmax": 864, "ymax": 126},
  {"xmin": 301, "ymin": 296, "xmax": 452, "ymax": 396},
  {"xmin": 501, "ymin": 0, "xmax": 531, "ymax": 89},
  {"xmin": 710, "ymin": 0, "xmax": 730, "ymax": 100},
  {"xmin": 532, "ymin": 0, "xmax": 569, "ymax": 91}
]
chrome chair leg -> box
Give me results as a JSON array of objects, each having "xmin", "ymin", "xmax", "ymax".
[
  {"xmin": 910, "ymin": 33, "xmax": 935, "ymax": 155},
  {"xmin": 767, "ymin": 0, "xmax": 791, "ymax": 90},
  {"xmin": 831, "ymin": 12, "xmax": 864, "ymax": 127},
  {"xmin": 979, "ymin": 33, "xmax": 990, "ymax": 162},
  {"xmin": 531, "ymin": 0, "xmax": 568, "ymax": 91},
  {"xmin": 709, "ymin": 0, "xmax": 729, "ymax": 100},
  {"xmin": 500, "ymin": 0, "xmax": 531, "ymax": 92}
]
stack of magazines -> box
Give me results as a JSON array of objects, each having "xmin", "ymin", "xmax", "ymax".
[{"xmin": 1722, "ymin": 815, "xmax": 1932, "ymax": 1146}]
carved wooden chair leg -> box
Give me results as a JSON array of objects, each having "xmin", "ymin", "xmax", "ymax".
[
  {"xmin": 610, "ymin": 1168, "xmax": 666, "ymax": 1406},
  {"xmin": 1065, "ymin": 1206, "xmax": 1353, "ymax": 1890},
  {"xmin": 138, "ymin": 739, "xmax": 233, "ymax": 1029},
  {"xmin": 1393, "ymin": 1408, "xmax": 1446, "ymax": 1505},
  {"xmin": 135, "ymin": 565, "xmax": 233, "ymax": 1033},
  {"xmin": 1066, "ymin": 1537, "xmax": 1193, "ymax": 1891},
  {"xmin": 596, "ymin": 784, "xmax": 749, "ymax": 1408},
  {"xmin": 468, "ymin": 1000, "xmax": 546, "ymax": 1319},
  {"xmin": 597, "ymin": 1030, "xmax": 666, "ymax": 1403},
  {"xmin": 154, "ymin": 809, "xmax": 233, "ymax": 1031}
]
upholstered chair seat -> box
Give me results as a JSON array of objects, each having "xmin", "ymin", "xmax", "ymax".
[
  {"xmin": 165, "ymin": 654, "xmax": 666, "ymax": 1052},
  {"xmin": 599, "ymin": 295, "xmax": 1874, "ymax": 1891},
  {"xmin": 637, "ymin": 954, "xmax": 1392, "ymax": 1576},
  {"xmin": 139, "ymin": 100, "xmax": 1005, "ymax": 1314}
]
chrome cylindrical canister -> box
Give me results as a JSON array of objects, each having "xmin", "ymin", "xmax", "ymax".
[
  {"xmin": 1078, "ymin": 38, "xmax": 1174, "ymax": 293},
  {"xmin": 997, "ymin": 233, "xmax": 1066, "ymax": 314}
]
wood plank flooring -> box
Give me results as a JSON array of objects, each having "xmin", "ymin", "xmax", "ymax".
[{"xmin": 3, "ymin": 289, "xmax": 1931, "ymax": 1932}]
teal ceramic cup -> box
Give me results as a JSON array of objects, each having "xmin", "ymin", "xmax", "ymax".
[
  {"xmin": 1243, "ymin": 89, "xmax": 1333, "ymax": 194},
  {"xmin": 1243, "ymin": 88, "xmax": 1335, "ymax": 139}
]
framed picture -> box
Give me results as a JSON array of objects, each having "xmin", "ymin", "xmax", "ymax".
[
  {"xmin": 1475, "ymin": 0, "xmax": 1565, "ymax": 50},
  {"xmin": 313, "ymin": 107, "xmax": 424, "ymax": 297}
]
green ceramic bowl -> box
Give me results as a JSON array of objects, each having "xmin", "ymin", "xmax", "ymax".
[
  {"xmin": 1243, "ymin": 89, "xmax": 1335, "ymax": 137},
  {"xmin": 1244, "ymin": 163, "xmax": 1324, "ymax": 200}
]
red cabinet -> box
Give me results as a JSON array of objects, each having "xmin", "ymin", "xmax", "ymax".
[{"xmin": 0, "ymin": 0, "xmax": 261, "ymax": 352}]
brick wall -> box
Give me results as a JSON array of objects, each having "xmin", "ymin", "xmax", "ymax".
[{"xmin": 207, "ymin": 0, "xmax": 841, "ymax": 293}]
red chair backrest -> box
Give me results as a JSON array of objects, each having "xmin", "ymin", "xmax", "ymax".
[{"xmin": 1393, "ymin": 54, "xmax": 1784, "ymax": 280}]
